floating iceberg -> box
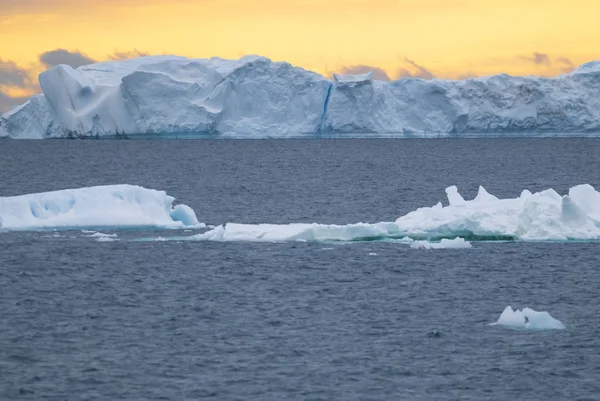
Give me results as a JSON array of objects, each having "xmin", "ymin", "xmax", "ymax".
[
  {"xmin": 410, "ymin": 237, "xmax": 472, "ymax": 249},
  {"xmin": 491, "ymin": 306, "xmax": 566, "ymax": 330},
  {"xmin": 3, "ymin": 55, "xmax": 600, "ymax": 138},
  {"xmin": 0, "ymin": 184, "xmax": 202, "ymax": 231},
  {"xmin": 188, "ymin": 184, "xmax": 600, "ymax": 243},
  {"xmin": 395, "ymin": 184, "xmax": 600, "ymax": 241}
]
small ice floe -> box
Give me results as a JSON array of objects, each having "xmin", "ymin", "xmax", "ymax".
[
  {"xmin": 369, "ymin": 252, "xmax": 378, "ymax": 256},
  {"xmin": 85, "ymin": 232, "xmax": 118, "ymax": 239},
  {"xmin": 490, "ymin": 305, "xmax": 566, "ymax": 330},
  {"xmin": 410, "ymin": 237, "xmax": 472, "ymax": 250},
  {"xmin": 96, "ymin": 236, "xmax": 119, "ymax": 242}
]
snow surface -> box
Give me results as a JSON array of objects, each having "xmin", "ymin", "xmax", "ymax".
[
  {"xmin": 3, "ymin": 55, "xmax": 600, "ymax": 138},
  {"xmin": 0, "ymin": 184, "xmax": 202, "ymax": 231},
  {"xmin": 491, "ymin": 306, "xmax": 566, "ymax": 330},
  {"xmin": 410, "ymin": 237, "xmax": 472, "ymax": 249},
  {"xmin": 189, "ymin": 184, "xmax": 600, "ymax": 243}
]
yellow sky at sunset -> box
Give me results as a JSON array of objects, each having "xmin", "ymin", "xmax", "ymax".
[{"xmin": 1, "ymin": 0, "xmax": 599, "ymax": 106}]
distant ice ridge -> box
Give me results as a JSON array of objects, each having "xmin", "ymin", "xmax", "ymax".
[
  {"xmin": 491, "ymin": 306, "xmax": 566, "ymax": 330},
  {"xmin": 0, "ymin": 185, "xmax": 202, "ymax": 231},
  {"xmin": 3, "ymin": 55, "xmax": 600, "ymax": 138},
  {"xmin": 189, "ymin": 184, "xmax": 600, "ymax": 243}
]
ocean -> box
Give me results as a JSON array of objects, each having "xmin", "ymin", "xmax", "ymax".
[{"xmin": 1, "ymin": 138, "xmax": 599, "ymax": 400}]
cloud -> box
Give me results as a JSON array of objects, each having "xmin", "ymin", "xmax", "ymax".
[
  {"xmin": 39, "ymin": 49, "xmax": 96, "ymax": 69},
  {"xmin": 555, "ymin": 56, "xmax": 575, "ymax": 73},
  {"xmin": 337, "ymin": 65, "xmax": 391, "ymax": 81},
  {"xmin": 0, "ymin": 90, "xmax": 30, "ymax": 113},
  {"xmin": 397, "ymin": 58, "xmax": 435, "ymax": 79},
  {"xmin": 0, "ymin": 59, "xmax": 30, "ymax": 87},
  {"xmin": 556, "ymin": 56, "xmax": 574, "ymax": 66},
  {"xmin": 109, "ymin": 49, "xmax": 150, "ymax": 61},
  {"xmin": 532, "ymin": 52, "xmax": 551, "ymax": 66}
]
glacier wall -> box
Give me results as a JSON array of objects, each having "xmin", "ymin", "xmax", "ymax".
[{"xmin": 2, "ymin": 55, "xmax": 600, "ymax": 139}]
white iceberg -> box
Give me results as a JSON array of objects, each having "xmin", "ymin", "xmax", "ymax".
[
  {"xmin": 395, "ymin": 184, "xmax": 600, "ymax": 241},
  {"xmin": 491, "ymin": 306, "xmax": 566, "ymax": 330},
  {"xmin": 3, "ymin": 55, "xmax": 600, "ymax": 138},
  {"xmin": 186, "ymin": 184, "xmax": 600, "ymax": 243},
  {"xmin": 410, "ymin": 237, "xmax": 472, "ymax": 249},
  {"xmin": 0, "ymin": 184, "xmax": 202, "ymax": 231}
]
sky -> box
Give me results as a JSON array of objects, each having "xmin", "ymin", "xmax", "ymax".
[{"xmin": 1, "ymin": 0, "xmax": 599, "ymax": 111}]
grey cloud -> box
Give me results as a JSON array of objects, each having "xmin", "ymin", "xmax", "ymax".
[
  {"xmin": 109, "ymin": 49, "xmax": 150, "ymax": 61},
  {"xmin": 0, "ymin": 59, "xmax": 30, "ymax": 87},
  {"xmin": 0, "ymin": 90, "xmax": 29, "ymax": 114},
  {"xmin": 39, "ymin": 49, "xmax": 96, "ymax": 69},
  {"xmin": 532, "ymin": 52, "xmax": 551, "ymax": 66},
  {"xmin": 397, "ymin": 58, "xmax": 435, "ymax": 79},
  {"xmin": 338, "ymin": 65, "xmax": 391, "ymax": 81},
  {"xmin": 556, "ymin": 57, "xmax": 575, "ymax": 73},
  {"xmin": 556, "ymin": 56, "xmax": 574, "ymax": 66}
]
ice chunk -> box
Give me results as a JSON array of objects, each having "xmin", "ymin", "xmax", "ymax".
[
  {"xmin": 491, "ymin": 306, "xmax": 566, "ymax": 330},
  {"xmin": 96, "ymin": 236, "xmax": 119, "ymax": 242},
  {"xmin": 410, "ymin": 237, "xmax": 472, "ymax": 249},
  {"xmin": 446, "ymin": 186, "xmax": 466, "ymax": 206},
  {"xmin": 84, "ymin": 232, "xmax": 118, "ymax": 238},
  {"xmin": 395, "ymin": 184, "xmax": 600, "ymax": 241},
  {"xmin": 0, "ymin": 184, "xmax": 203, "ymax": 231},
  {"xmin": 474, "ymin": 186, "xmax": 499, "ymax": 203}
]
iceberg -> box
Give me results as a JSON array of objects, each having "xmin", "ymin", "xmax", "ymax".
[
  {"xmin": 188, "ymin": 184, "xmax": 600, "ymax": 243},
  {"xmin": 3, "ymin": 55, "xmax": 600, "ymax": 138},
  {"xmin": 394, "ymin": 184, "xmax": 600, "ymax": 241},
  {"xmin": 491, "ymin": 306, "xmax": 566, "ymax": 330},
  {"xmin": 0, "ymin": 184, "xmax": 202, "ymax": 231}
]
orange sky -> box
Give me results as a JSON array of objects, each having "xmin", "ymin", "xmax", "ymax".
[{"xmin": 1, "ymin": 0, "xmax": 599, "ymax": 105}]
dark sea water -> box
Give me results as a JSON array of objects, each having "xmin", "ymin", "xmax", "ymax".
[{"xmin": 1, "ymin": 138, "xmax": 600, "ymax": 400}]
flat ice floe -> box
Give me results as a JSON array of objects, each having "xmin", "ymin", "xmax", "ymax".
[
  {"xmin": 0, "ymin": 184, "xmax": 203, "ymax": 231},
  {"xmin": 190, "ymin": 222, "xmax": 400, "ymax": 242},
  {"xmin": 410, "ymin": 237, "xmax": 472, "ymax": 249},
  {"xmin": 491, "ymin": 306, "xmax": 566, "ymax": 330},
  {"xmin": 187, "ymin": 184, "xmax": 600, "ymax": 243}
]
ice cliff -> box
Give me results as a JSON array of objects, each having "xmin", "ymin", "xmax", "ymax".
[{"xmin": 2, "ymin": 55, "xmax": 600, "ymax": 138}]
